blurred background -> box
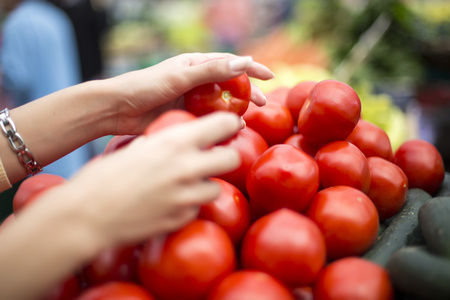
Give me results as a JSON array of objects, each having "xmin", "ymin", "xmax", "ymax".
[
  {"xmin": 100, "ymin": 0, "xmax": 449, "ymax": 169},
  {"xmin": 0, "ymin": 0, "xmax": 449, "ymax": 217}
]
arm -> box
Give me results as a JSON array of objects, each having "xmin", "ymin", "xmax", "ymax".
[
  {"xmin": 0, "ymin": 53, "xmax": 273, "ymax": 299},
  {"xmin": 1, "ymin": 53, "xmax": 273, "ymax": 184},
  {"xmin": 0, "ymin": 112, "xmax": 242, "ymax": 300}
]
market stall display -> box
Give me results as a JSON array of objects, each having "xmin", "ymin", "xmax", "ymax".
[{"xmin": 3, "ymin": 75, "xmax": 448, "ymax": 300}]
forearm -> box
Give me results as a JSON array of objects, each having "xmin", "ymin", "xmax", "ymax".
[
  {"xmin": 0, "ymin": 184, "xmax": 103, "ymax": 300},
  {"xmin": 1, "ymin": 79, "xmax": 118, "ymax": 184}
]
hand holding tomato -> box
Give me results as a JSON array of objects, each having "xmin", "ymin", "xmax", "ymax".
[
  {"xmin": 185, "ymin": 74, "xmax": 251, "ymax": 116},
  {"xmin": 105, "ymin": 53, "xmax": 273, "ymax": 136}
]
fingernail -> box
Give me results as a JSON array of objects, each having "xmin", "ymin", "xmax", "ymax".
[
  {"xmin": 240, "ymin": 118, "xmax": 246, "ymax": 129},
  {"xmin": 229, "ymin": 56, "xmax": 253, "ymax": 73}
]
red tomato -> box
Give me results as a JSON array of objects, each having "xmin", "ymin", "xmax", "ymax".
[
  {"xmin": 81, "ymin": 244, "xmax": 141, "ymax": 286},
  {"xmin": 143, "ymin": 109, "xmax": 197, "ymax": 136},
  {"xmin": 246, "ymin": 144, "xmax": 319, "ymax": 215},
  {"xmin": 103, "ymin": 135, "xmax": 137, "ymax": 155},
  {"xmin": 346, "ymin": 119, "xmax": 393, "ymax": 161},
  {"xmin": 284, "ymin": 133, "xmax": 320, "ymax": 157},
  {"xmin": 42, "ymin": 274, "xmax": 81, "ymax": 300},
  {"xmin": 313, "ymin": 257, "xmax": 394, "ymax": 300},
  {"xmin": 139, "ymin": 220, "xmax": 236, "ymax": 300},
  {"xmin": 243, "ymin": 102, "xmax": 294, "ymax": 146},
  {"xmin": 285, "ymin": 80, "xmax": 317, "ymax": 123},
  {"xmin": 393, "ymin": 139, "xmax": 445, "ymax": 195},
  {"xmin": 184, "ymin": 74, "xmax": 251, "ymax": 116},
  {"xmin": 306, "ymin": 186, "xmax": 379, "ymax": 260},
  {"xmin": 13, "ymin": 174, "xmax": 67, "ymax": 213},
  {"xmin": 217, "ymin": 126, "xmax": 268, "ymax": 195},
  {"xmin": 198, "ymin": 178, "xmax": 251, "ymax": 246},
  {"xmin": 240, "ymin": 208, "xmax": 326, "ymax": 288},
  {"xmin": 265, "ymin": 86, "xmax": 290, "ymax": 107},
  {"xmin": 75, "ymin": 281, "xmax": 155, "ymax": 300},
  {"xmin": 207, "ymin": 270, "xmax": 295, "ymax": 300},
  {"xmin": 315, "ymin": 141, "xmax": 370, "ymax": 194},
  {"xmin": 298, "ymin": 80, "xmax": 361, "ymax": 146},
  {"xmin": 367, "ymin": 157, "xmax": 408, "ymax": 221}
]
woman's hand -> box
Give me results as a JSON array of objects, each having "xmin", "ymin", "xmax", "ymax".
[
  {"xmin": 107, "ymin": 53, "xmax": 274, "ymax": 135},
  {"xmin": 63, "ymin": 111, "xmax": 242, "ymax": 247},
  {"xmin": 0, "ymin": 112, "xmax": 242, "ymax": 300}
]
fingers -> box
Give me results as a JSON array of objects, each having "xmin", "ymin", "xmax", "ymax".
[
  {"xmin": 174, "ymin": 145, "xmax": 241, "ymax": 181},
  {"xmin": 166, "ymin": 179, "xmax": 222, "ymax": 206},
  {"xmin": 184, "ymin": 55, "xmax": 274, "ymax": 88},
  {"xmin": 165, "ymin": 111, "xmax": 242, "ymax": 149},
  {"xmin": 250, "ymin": 83, "xmax": 267, "ymax": 106}
]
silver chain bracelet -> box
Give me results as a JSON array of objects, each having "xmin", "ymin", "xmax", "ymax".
[{"xmin": 0, "ymin": 108, "xmax": 42, "ymax": 175}]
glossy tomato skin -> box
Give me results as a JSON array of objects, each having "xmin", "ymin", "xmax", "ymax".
[
  {"xmin": 265, "ymin": 86, "xmax": 290, "ymax": 107},
  {"xmin": 139, "ymin": 220, "xmax": 236, "ymax": 300},
  {"xmin": 246, "ymin": 144, "xmax": 319, "ymax": 215},
  {"xmin": 367, "ymin": 157, "xmax": 408, "ymax": 221},
  {"xmin": 313, "ymin": 257, "xmax": 394, "ymax": 300},
  {"xmin": 184, "ymin": 74, "xmax": 251, "ymax": 116},
  {"xmin": 306, "ymin": 186, "xmax": 379, "ymax": 260},
  {"xmin": 298, "ymin": 80, "xmax": 361, "ymax": 147},
  {"xmin": 346, "ymin": 119, "xmax": 393, "ymax": 161},
  {"xmin": 75, "ymin": 281, "xmax": 155, "ymax": 300},
  {"xmin": 315, "ymin": 141, "xmax": 371, "ymax": 194},
  {"xmin": 393, "ymin": 139, "xmax": 445, "ymax": 195},
  {"xmin": 81, "ymin": 244, "xmax": 141, "ymax": 286},
  {"xmin": 207, "ymin": 270, "xmax": 295, "ymax": 300},
  {"xmin": 217, "ymin": 126, "xmax": 268, "ymax": 195},
  {"xmin": 13, "ymin": 174, "xmax": 67, "ymax": 213},
  {"xmin": 284, "ymin": 133, "xmax": 320, "ymax": 158},
  {"xmin": 198, "ymin": 178, "xmax": 251, "ymax": 246},
  {"xmin": 285, "ymin": 80, "xmax": 317, "ymax": 123},
  {"xmin": 243, "ymin": 102, "xmax": 294, "ymax": 146},
  {"xmin": 240, "ymin": 208, "xmax": 326, "ymax": 288},
  {"xmin": 143, "ymin": 109, "xmax": 197, "ymax": 136}
]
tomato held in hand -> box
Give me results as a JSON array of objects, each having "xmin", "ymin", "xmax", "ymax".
[
  {"xmin": 298, "ymin": 79, "xmax": 361, "ymax": 147},
  {"xmin": 198, "ymin": 178, "xmax": 251, "ymax": 246},
  {"xmin": 313, "ymin": 257, "xmax": 394, "ymax": 300},
  {"xmin": 315, "ymin": 141, "xmax": 370, "ymax": 194},
  {"xmin": 346, "ymin": 119, "xmax": 393, "ymax": 161},
  {"xmin": 75, "ymin": 281, "xmax": 155, "ymax": 300},
  {"xmin": 246, "ymin": 144, "xmax": 319, "ymax": 215},
  {"xmin": 367, "ymin": 157, "xmax": 408, "ymax": 221},
  {"xmin": 207, "ymin": 270, "xmax": 295, "ymax": 300},
  {"xmin": 184, "ymin": 74, "xmax": 251, "ymax": 116},
  {"xmin": 306, "ymin": 186, "xmax": 379, "ymax": 260},
  {"xmin": 240, "ymin": 208, "xmax": 326, "ymax": 288},
  {"xmin": 217, "ymin": 126, "xmax": 268, "ymax": 195},
  {"xmin": 139, "ymin": 220, "xmax": 236, "ymax": 300},
  {"xmin": 393, "ymin": 139, "xmax": 445, "ymax": 196},
  {"xmin": 13, "ymin": 174, "xmax": 67, "ymax": 213}
]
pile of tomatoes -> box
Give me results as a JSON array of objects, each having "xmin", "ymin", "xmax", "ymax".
[{"xmin": 4, "ymin": 77, "xmax": 446, "ymax": 300}]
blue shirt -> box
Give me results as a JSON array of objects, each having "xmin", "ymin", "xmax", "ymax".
[{"xmin": 1, "ymin": 0, "xmax": 92, "ymax": 179}]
